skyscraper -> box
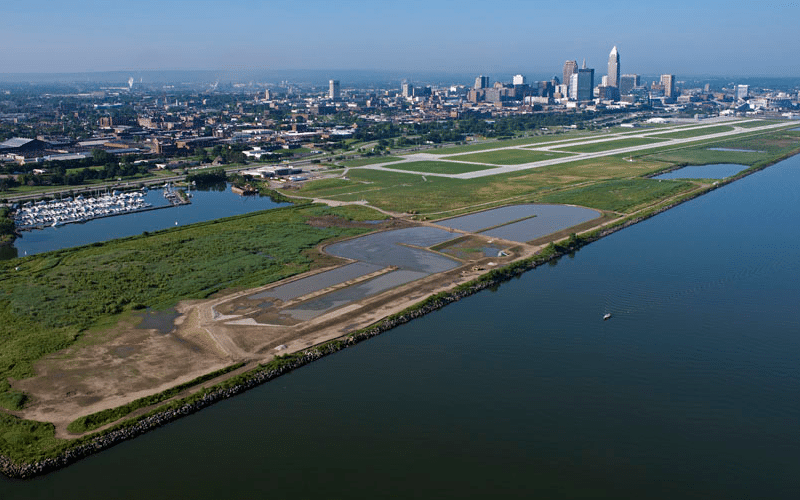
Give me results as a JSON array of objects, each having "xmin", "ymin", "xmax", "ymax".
[
  {"xmin": 475, "ymin": 75, "xmax": 490, "ymax": 89},
  {"xmin": 402, "ymin": 82, "xmax": 414, "ymax": 98},
  {"xmin": 329, "ymin": 80, "xmax": 340, "ymax": 101},
  {"xmin": 660, "ymin": 74, "xmax": 675, "ymax": 98},
  {"xmin": 569, "ymin": 61, "xmax": 594, "ymax": 101},
  {"xmin": 512, "ymin": 74, "xmax": 526, "ymax": 86},
  {"xmin": 619, "ymin": 74, "xmax": 640, "ymax": 95},
  {"xmin": 563, "ymin": 60, "xmax": 578, "ymax": 95},
  {"xmin": 607, "ymin": 46, "xmax": 620, "ymax": 88},
  {"xmin": 736, "ymin": 84, "xmax": 750, "ymax": 100}
]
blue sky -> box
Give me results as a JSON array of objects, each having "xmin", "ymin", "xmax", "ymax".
[{"xmin": 2, "ymin": 0, "xmax": 798, "ymax": 76}]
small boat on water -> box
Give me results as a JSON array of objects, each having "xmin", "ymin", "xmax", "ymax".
[{"xmin": 603, "ymin": 313, "xmax": 612, "ymax": 321}]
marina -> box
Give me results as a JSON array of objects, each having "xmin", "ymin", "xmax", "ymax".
[
  {"xmin": 3, "ymin": 183, "xmax": 289, "ymax": 259},
  {"xmin": 12, "ymin": 185, "xmax": 188, "ymax": 231}
]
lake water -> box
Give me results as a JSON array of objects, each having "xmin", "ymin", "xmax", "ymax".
[
  {"xmin": 3, "ymin": 156, "xmax": 800, "ymax": 499},
  {"xmin": 653, "ymin": 163, "xmax": 749, "ymax": 179},
  {"xmin": 3, "ymin": 183, "xmax": 289, "ymax": 259}
]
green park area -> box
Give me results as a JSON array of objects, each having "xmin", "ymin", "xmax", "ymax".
[{"xmin": 442, "ymin": 149, "xmax": 573, "ymax": 165}]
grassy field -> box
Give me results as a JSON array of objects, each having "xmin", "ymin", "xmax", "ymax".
[
  {"xmin": 645, "ymin": 125, "xmax": 734, "ymax": 139},
  {"xmin": 641, "ymin": 128, "xmax": 800, "ymax": 166},
  {"xmin": 294, "ymin": 155, "xmax": 673, "ymax": 216},
  {"xmin": 558, "ymin": 137, "xmax": 668, "ymax": 153},
  {"xmin": 429, "ymin": 133, "xmax": 593, "ymax": 155},
  {"xmin": 735, "ymin": 120, "xmax": 780, "ymax": 128},
  {"xmin": 383, "ymin": 161, "xmax": 497, "ymax": 175},
  {"xmin": 339, "ymin": 156, "xmax": 401, "ymax": 167},
  {"xmin": 442, "ymin": 149, "xmax": 573, "ymax": 165},
  {"xmin": 0, "ymin": 203, "xmax": 381, "ymax": 412},
  {"xmin": 539, "ymin": 178, "xmax": 696, "ymax": 213}
]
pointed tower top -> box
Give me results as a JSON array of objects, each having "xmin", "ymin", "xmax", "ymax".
[
  {"xmin": 582, "ymin": 59, "xmax": 587, "ymax": 69},
  {"xmin": 610, "ymin": 46, "xmax": 618, "ymax": 55}
]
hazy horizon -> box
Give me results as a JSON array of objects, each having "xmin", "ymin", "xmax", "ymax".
[
  {"xmin": 0, "ymin": 69, "xmax": 797, "ymax": 91},
  {"xmin": 2, "ymin": 0, "xmax": 797, "ymax": 78}
]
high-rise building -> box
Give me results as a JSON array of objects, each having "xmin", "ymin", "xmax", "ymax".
[
  {"xmin": 475, "ymin": 75, "xmax": 490, "ymax": 89},
  {"xmin": 563, "ymin": 60, "xmax": 578, "ymax": 95},
  {"xmin": 597, "ymin": 86, "xmax": 620, "ymax": 101},
  {"xmin": 402, "ymin": 83, "xmax": 414, "ymax": 98},
  {"xmin": 607, "ymin": 46, "xmax": 620, "ymax": 88},
  {"xmin": 736, "ymin": 84, "xmax": 750, "ymax": 100},
  {"xmin": 513, "ymin": 74, "xmax": 526, "ymax": 86},
  {"xmin": 569, "ymin": 62, "xmax": 594, "ymax": 101},
  {"xmin": 329, "ymin": 80, "xmax": 340, "ymax": 101},
  {"xmin": 619, "ymin": 74, "xmax": 640, "ymax": 95},
  {"xmin": 660, "ymin": 74, "xmax": 675, "ymax": 98}
]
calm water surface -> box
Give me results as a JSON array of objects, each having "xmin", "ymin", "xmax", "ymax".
[
  {"xmin": 4, "ymin": 183, "xmax": 288, "ymax": 259},
  {"xmin": 3, "ymin": 157, "xmax": 800, "ymax": 499}
]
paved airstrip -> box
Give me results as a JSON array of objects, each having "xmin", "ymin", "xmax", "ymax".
[{"xmin": 358, "ymin": 119, "xmax": 791, "ymax": 179}]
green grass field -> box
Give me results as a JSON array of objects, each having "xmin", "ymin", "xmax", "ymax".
[
  {"xmin": 557, "ymin": 137, "xmax": 667, "ymax": 153},
  {"xmin": 641, "ymin": 128, "xmax": 800, "ymax": 166},
  {"xmin": 645, "ymin": 125, "xmax": 734, "ymax": 139},
  {"xmin": 539, "ymin": 178, "xmax": 696, "ymax": 213},
  {"xmin": 735, "ymin": 120, "xmax": 780, "ymax": 128},
  {"xmin": 340, "ymin": 156, "xmax": 401, "ymax": 167},
  {"xmin": 429, "ymin": 133, "xmax": 593, "ymax": 155},
  {"xmin": 293, "ymin": 155, "xmax": 674, "ymax": 216},
  {"xmin": 442, "ymin": 149, "xmax": 573, "ymax": 165},
  {"xmin": 383, "ymin": 161, "xmax": 497, "ymax": 174}
]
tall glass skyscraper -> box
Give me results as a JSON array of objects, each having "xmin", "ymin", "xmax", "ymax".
[
  {"xmin": 607, "ymin": 46, "xmax": 620, "ymax": 88},
  {"xmin": 660, "ymin": 74, "xmax": 675, "ymax": 98},
  {"xmin": 563, "ymin": 60, "xmax": 578, "ymax": 95},
  {"xmin": 570, "ymin": 61, "xmax": 595, "ymax": 101},
  {"xmin": 329, "ymin": 80, "xmax": 340, "ymax": 101}
]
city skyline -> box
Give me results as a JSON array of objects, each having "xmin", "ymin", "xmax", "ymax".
[{"xmin": 1, "ymin": 0, "xmax": 798, "ymax": 77}]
